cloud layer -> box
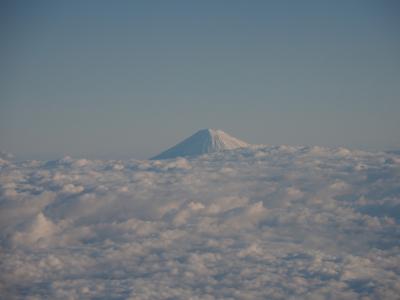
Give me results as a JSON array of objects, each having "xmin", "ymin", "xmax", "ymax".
[{"xmin": 1, "ymin": 146, "xmax": 399, "ymax": 299}]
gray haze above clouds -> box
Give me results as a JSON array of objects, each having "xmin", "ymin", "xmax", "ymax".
[{"xmin": 1, "ymin": 1, "xmax": 400, "ymax": 159}]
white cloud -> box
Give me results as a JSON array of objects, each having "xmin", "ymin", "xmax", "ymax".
[
  {"xmin": 12, "ymin": 212, "xmax": 58, "ymax": 247},
  {"xmin": 0, "ymin": 146, "xmax": 399, "ymax": 299}
]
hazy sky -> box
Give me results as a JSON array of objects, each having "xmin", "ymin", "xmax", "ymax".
[{"xmin": 1, "ymin": 0, "xmax": 399, "ymax": 159}]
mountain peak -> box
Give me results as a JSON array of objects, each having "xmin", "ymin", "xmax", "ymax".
[{"xmin": 151, "ymin": 129, "xmax": 249, "ymax": 160}]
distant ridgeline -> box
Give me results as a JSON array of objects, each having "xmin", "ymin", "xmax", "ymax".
[{"xmin": 151, "ymin": 129, "xmax": 249, "ymax": 160}]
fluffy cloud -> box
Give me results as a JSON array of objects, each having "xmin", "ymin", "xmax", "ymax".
[{"xmin": 0, "ymin": 146, "xmax": 399, "ymax": 299}]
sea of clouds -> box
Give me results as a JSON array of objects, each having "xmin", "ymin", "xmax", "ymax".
[{"xmin": 1, "ymin": 146, "xmax": 399, "ymax": 299}]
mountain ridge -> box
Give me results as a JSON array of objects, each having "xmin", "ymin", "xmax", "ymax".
[{"xmin": 151, "ymin": 129, "xmax": 249, "ymax": 160}]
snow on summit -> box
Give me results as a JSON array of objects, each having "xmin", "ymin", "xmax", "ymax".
[{"xmin": 151, "ymin": 128, "xmax": 249, "ymax": 159}]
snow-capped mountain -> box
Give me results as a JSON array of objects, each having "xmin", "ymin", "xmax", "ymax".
[{"xmin": 151, "ymin": 129, "xmax": 249, "ymax": 160}]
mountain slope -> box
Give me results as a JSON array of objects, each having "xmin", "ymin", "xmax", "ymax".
[{"xmin": 151, "ymin": 129, "xmax": 249, "ymax": 160}]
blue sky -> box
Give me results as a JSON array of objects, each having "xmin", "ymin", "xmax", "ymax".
[{"xmin": 1, "ymin": 0, "xmax": 399, "ymax": 159}]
